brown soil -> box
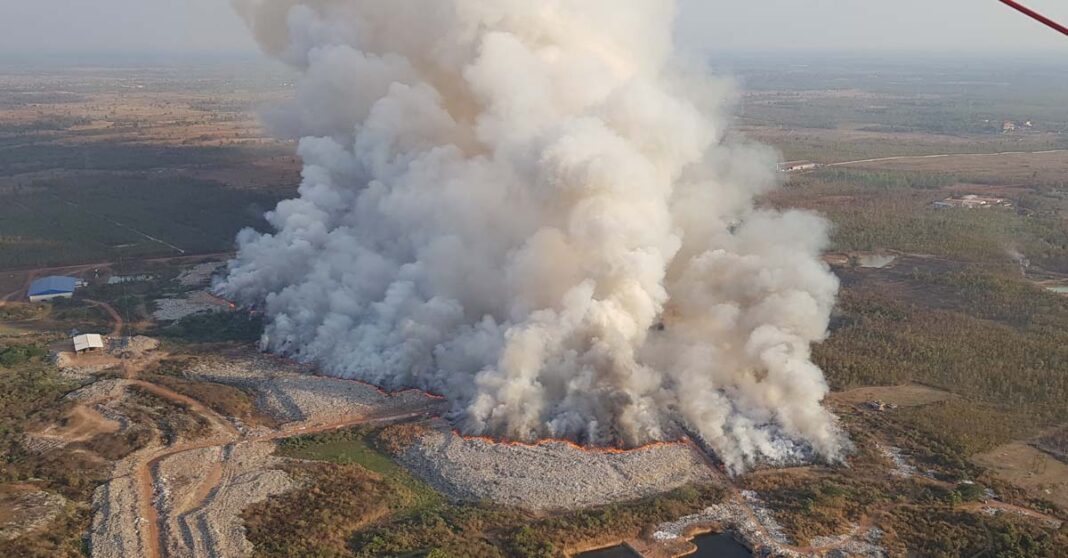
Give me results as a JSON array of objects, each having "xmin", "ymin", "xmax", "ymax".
[
  {"xmin": 180, "ymin": 461, "xmax": 224, "ymax": 516},
  {"xmin": 831, "ymin": 384, "xmax": 956, "ymax": 408},
  {"xmin": 973, "ymin": 442, "xmax": 1068, "ymax": 510},
  {"xmin": 36, "ymin": 405, "xmax": 120, "ymax": 444}
]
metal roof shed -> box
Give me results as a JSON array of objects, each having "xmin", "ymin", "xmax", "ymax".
[
  {"xmin": 28, "ymin": 276, "xmax": 78, "ymax": 302},
  {"xmin": 73, "ymin": 334, "xmax": 105, "ymax": 353}
]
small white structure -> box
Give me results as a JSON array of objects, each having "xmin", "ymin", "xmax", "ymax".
[
  {"xmin": 73, "ymin": 334, "xmax": 105, "ymax": 354},
  {"xmin": 780, "ymin": 161, "xmax": 819, "ymax": 173}
]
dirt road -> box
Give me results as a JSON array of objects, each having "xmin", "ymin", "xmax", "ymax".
[
  {"xmin": 828, "ymin": 148, "xmax": 1068, "ymax": 168},
  {"xmin": 132, "ymin": 401, "xmax": 430, "ymax": 558},
  {"xmin": 85, "ymin": 299, "xmax": 125, "ymax": 337},
  {"xmin": 0, "ymin": 252, "xmax": 233, "ymax": 276}
]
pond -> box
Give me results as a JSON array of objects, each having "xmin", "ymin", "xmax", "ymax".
[
  {"xmin": 575, "ymin": 545, "xmax": 641, "ymax": 558},
  {"xmin": 686, "ymin": 532, "xmax": 752, "ymax": 557}
]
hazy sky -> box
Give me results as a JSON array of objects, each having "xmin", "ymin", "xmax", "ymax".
[{"xmin": 0, "ymin": 0, "xmax": 1066, "ymax": 56}]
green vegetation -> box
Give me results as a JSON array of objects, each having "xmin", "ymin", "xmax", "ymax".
[
  {"xmin": 146, "ymin": 357, "xmax": 276, "ymax": 427},
  {"xmin": 885, "ymin": 507, "xmax": 1066, "ymax": 558},
  {"xmin": 48, "ymin": 300, "xmax": 113, "ymax": 333},
  {"xmin": 772, "ymin": 158, "xmax": 1068, "ymax": 274},
  {"xmin": 0, "ymin": 173, "xmax": 286, "ymax": 269},
  {"xmin": 816, "ymin": 277, "xmax": 1068, "ymax": 430},
  {"xmin": 0, "ymin": 352, "xmax": 97, "ymax": 558},
  {"xmin": 244, "ymin": 461, "xmax": 398, "ymax": 558},
  {"xmin": 0, "ymin": 357, "xmax": 73, "ymax": 481},
  {"xmin": 80, "ymin": 270, "xmax": 180, "ymax": 325},
  {"xmin": 893, "ymin": 401, "xmax": 1039, "ymax": 463},
  {"xmin": 814, "ymin": 168, "xmax": 958, "ymax": 190},
  {"xmin": 0, "ymin": 501, "xmax": 93, "ymax": 558},
  {"xmin": 248, "ymin": 427, "xmax": 727, "ymax": 558},
  {"xmin": 349, "ymin": 484, "xmax": 726, "ymax": 558},
  {"xmin": 0, "ymin": 343, "xmax": 47, "ymax": 367},
  {"xmin": 162, "ymin": 312, "xmax": 263, "ymax": 343},
  {"xmin": 121, "ymin": 386, "xmax": 212, "ymax": 445},
  {"xmin": 0, "ymin": 143, "xmax": 258, "ymax": 178},
  {"xmin": 146, "ymin": 372, "xmax": 276, "ymax": 428},
  {"xmin": 277, "ymin": 428, "xmax": 445, "ymax": 514},
  {"xmin": 743, "ymin": 477, "xmax": 883, "ymax": 542}
]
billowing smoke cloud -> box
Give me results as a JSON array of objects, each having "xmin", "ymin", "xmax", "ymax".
[{"xmin": 220, "ymin": 0, "xmax": 848, "ymax": 472}]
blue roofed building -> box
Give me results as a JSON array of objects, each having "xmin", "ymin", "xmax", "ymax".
[{"xmin": 28, "ymin": 276, "xmax": 78, "ymax": 302}]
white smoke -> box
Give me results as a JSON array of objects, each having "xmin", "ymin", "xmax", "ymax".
[{"xmin": 220, "ymin": 0, "xmax": 848, "ymax": 472}]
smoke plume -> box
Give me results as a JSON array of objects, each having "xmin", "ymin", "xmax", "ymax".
[{"xmin": 220, "ymin": 0, "xmax": 848, "ymax": 472}]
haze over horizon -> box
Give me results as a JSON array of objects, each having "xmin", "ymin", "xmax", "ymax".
[{"xmin": 0, "ymin": 0, "xmax": 1066, "ymax": 60}]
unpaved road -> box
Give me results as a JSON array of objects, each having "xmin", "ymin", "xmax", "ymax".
[
  {"xmin": 85, "ymin": 299, "xmax": 125, "ymax": 337},
  {"xmin": 0, "ymin": 252, "xmax": 233, "ymax": 277},
  {"xmin": 828, "ymin": 148, "xmax": 1068, "ymax": 168},
  {"xmin": 132, "ymin": 403, "xmax": 431, "ymax": 558}
]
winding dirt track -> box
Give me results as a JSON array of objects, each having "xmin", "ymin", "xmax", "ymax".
[
  {"xmin": 85, "ymin": 299, "xmax": 124, "ymax": 337},
  {"xmin": 131, "ymin": 399, "xmax": 429, "ymax": 558},
  {"xmin": 113, "ymin": 337, "xmax": 434, "ymax": 558}
]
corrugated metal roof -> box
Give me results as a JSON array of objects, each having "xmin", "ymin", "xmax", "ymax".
[
  {"xmin": 28, "ymin": 276, "xmax": 77, "ymax": 296},
  {"xmin": 73, "ymin": 334, "xmax": 105, "ymax": 352}
]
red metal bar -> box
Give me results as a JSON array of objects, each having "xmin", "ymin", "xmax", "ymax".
[{"xmin": 999, "ymin": 0, "xmax": 1068, "ymax": 37}]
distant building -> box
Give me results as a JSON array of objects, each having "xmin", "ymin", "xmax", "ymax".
[
  {"xmin": 72, "ymin": 334, "xmax": 105, "ymax": 354},
  {"xmin": 1002, "ymin": 121, "xmax": 1017, "ymax": 134},
  {"xmin": 780, "ymin": 161, "xmax": 819, "ymax": 173},
  {"xmin": 28, "ymin": 276, "xmax": 78, "ymax": 302}
]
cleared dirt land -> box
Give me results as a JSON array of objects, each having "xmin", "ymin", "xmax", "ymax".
[
  {"xmin": 85, "ymin": 348, "xmax": 446, "ymax": 558},
  {"xmin": 830, "ymin": 384, "xmax": 956, "ymax": 408},
  {"xmin": 974, "ymin": 442, "xmax": 1068, "ymax": 511}
]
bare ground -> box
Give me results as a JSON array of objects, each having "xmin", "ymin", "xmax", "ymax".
[
  {"xmin": 830, "ymin": 384, "xmax": 956, "ymax": 409},
  {"xmin": 84, "ymin": 349, "xmax": 444, "ymax": 558},
  {"xmin": 973, "ymin": 442, "xmax": 1068, "ymax": 510},
  {"xmin": 157, "ymin": 442, "xmax": 295, "ymax": 558}
]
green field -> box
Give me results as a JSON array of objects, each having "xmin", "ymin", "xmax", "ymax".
[
  {"xmin": 0, "ymin": 173, "xmax": 287, "ymax": 269},
  {"xmin": 277, "ymin": 428, "xmax": 444, "ymax": 513}
]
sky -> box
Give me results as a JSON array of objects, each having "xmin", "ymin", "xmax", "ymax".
[{"xmin": 0, "ymin": 0, "xmax": 1065, "ymax": 56}]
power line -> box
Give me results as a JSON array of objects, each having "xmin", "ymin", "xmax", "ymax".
[{"xmin": 999, "ymin": 0, "xmax": 1068, "ymax": 37}]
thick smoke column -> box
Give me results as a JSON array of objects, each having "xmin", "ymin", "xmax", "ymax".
[{"xmin": 221, "ymin": 0, "xmax": 848, "ymax": 471}]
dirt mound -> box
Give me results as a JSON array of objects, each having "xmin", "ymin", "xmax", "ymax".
[
  {"xmin": 188, "ymin": 352, "xmax": 443, "ymax": 426},
  {"xmin": 157, "ymin": 442, "xmax": 295, "ymax": 558},
  {"xmin": 177, "ymin": 262, "xmax": 225, "ymax": 288},
  {"xmin": 109, "ymin": 336, "xmax": 160, "ymax": 359},
  {"xmin": 398, "ymin": 423, "xmax": 715, "ymax": 512},
  {"xmin": 28, "ymin": 404, "xmax": 122, "ymax": 453},
  {"xmin": 153, "ymin": 291, "xmax": 231, "ymax": 322}
]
